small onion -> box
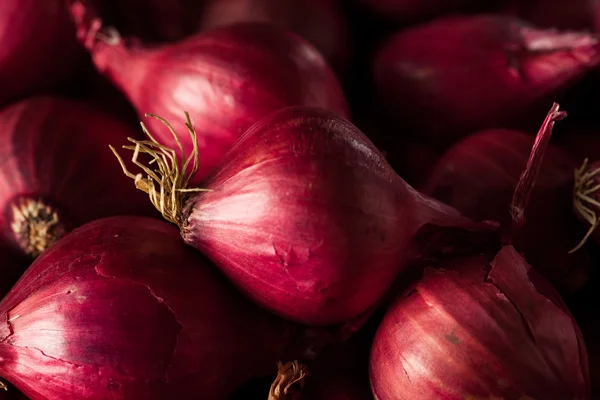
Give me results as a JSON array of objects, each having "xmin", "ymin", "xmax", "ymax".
[
  {"xmin": 421, "ymin": 127, "xmax": 590, "ymax": 292},
  {"xmin": 70, "ymin": 1, "xmax": 349, "ymax": 181},
  {"xmin": 0, "ymin": 96, "xmax": 154, "ymax": 259},
  {"xmin": 369, "ymin": 246, "xmax": 590, "ymax": 399},
  {"xmin": 373, "ymin": 15, "xmax": 600, "ymax": 145},
  {"xmin": 0, "ymin": 217, "xmax": 302, "ymax": 399},
  {"xmin": 0, "ymin": 0, "xmax": 82, "ymax": 106},
  {"xmin": 111, "ymin": 106, "xmax": 496, "ymax": 326},
  {"xmin": 200, "ymin": 0, "xmax": 351, "ymax": 73}
]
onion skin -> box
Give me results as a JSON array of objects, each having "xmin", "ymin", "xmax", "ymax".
[
  {"xmin": 422, "ymin": 128, "xmax": 590, "ymax": 293},
  {"xmin": 70, "ymin": 4, "xmax": 350, "ymax": 181},
  {"xmin": 0, "ymin": 96, "xmax": 155, "ymax": 258},
  {"xmin": 374, "ymin": 15, "xmax": 600, "ymax": 145},
  {"xmin": 171, "ymin": 106, "xmax": 495, "ymax": 325},
  {"xmin": 370, "ymin": 246, "xmax": 590, "ymax": 400},
  {"xmin": 0, "ymin": 0, "xmax": 81, "ymax": 106},
  {"xmin": 200, "ymin": 0, "xmax": 351, "ymax": 74},
  {"xmin": 0, "ymin": 217, "xmax": 299, "ymax": 399}
]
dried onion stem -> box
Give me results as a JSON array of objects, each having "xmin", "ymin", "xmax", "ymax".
[
  {"xmin": 570, "ymin": 158, "xmax": 600, "ymax": 253},
  {"xmin": 110, "ymin": 112, "xmax": 210, "ymax": 227},
  {"xmin": 268, "ymin": 361, "xmax": 309, "ymax": 400}
]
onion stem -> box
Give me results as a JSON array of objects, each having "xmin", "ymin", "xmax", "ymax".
[
  {"xmin": 268, "ymin": 361, "xmax": 309, "ymax": 400},
  {"xmin": 570, "ymin": 158, "xmax": 600, "ymax": 252},
  {"xmin": 110, "ymin": 112, "xmax": 210, "ymax": 227}
]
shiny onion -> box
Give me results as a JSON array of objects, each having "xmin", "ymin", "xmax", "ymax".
[
  {"xmin": 369, "ymin": 247, "xmax": 590, "ymax": 399},
  {"xmin": 421, "ymin": 127, "xmax": 590, "ymax": 293},
  {"xmin": 111, "ymin": 106, "xmax": 496, "ymax": 326},
  {"xmin": 371, "ymin": 103, "xmax": 590, "ymax": 399},
  {"xmin": 373, "ymin": 15, "xmax": 600, "ymax": 145},
  {"xmin": 70, "ymin": 1, "xmax": 349, "ymax": 181},
  {"xmin": 0, "ymin": 0, "xmax": 81, "ymax": 106},
  {"xmin": 0, "ymin": 217, "xmax": 302, "ymax": 399},
  {"xmin": 0, "ymin": 96, "xmax": 154, "ymax": 258}
]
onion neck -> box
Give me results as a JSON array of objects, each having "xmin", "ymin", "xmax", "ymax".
[
  {"xmin": 268, "ymin": 361, "xmax": 309, "ymax": 400},
  {"xmin": 9, "ymin": 197, "xmax": 67, "ymax": 258}
]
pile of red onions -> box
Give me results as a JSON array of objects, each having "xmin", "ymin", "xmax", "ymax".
[
  {"xmin": 200, "ymin": 0, "xmax": 351, "ymax": 73},
  {"xmin": 421, "ymin": 126, "xmax": 590, "ymax": 292},
  {"xmin": 0, "ymin": 217, "xmax": 305, "ymax": 399},
  {"xmin": 70, "ymin": 1, "xmax": 349, "ymax": 181},
  {"xmin": 373, "ymin": 14, "xmax": 600, "ymax": 145},
  {"xmin": 0, "ymin": 0, "xmax": 81, "ymax": 106},
  {"xmin": 0, "ymin": 96, "xmax": 154, "ymax": 259},
  {"xmin": 112, "ymin": 105, "xmax": 496, "ymax": 326},
  {"xmin": 370, "ymin": 104, "xmax": 591, "ymax": 399}
]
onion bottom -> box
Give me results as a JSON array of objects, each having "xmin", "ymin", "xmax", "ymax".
[{"xmin": 8, "ymin": 196, "xmax": 66, "ymax": 257}]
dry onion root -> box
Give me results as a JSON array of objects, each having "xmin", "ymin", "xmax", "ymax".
[
  {"xmin": 571, "ymin": 158, "xmax": 600, "ymax": 252},
  {"xmin": 268, "ymin": 361, "xmax": 310, "ymax": 400}
]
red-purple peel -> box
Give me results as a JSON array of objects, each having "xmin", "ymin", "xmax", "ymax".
[
  {"xmin": 374, "ymin": 15, "xmax": 600, "ymax": 145},
  {"xmin": 0, "ymin": 96, "xmax": 155, "ymax": 259},
  {"xmin": 111, "ymin": 106, "xmax": 496, "ymax": 326},
  {"xmin": 69, "ymin": 1, "xmax": 349, "ymax": 181},
  {"xmin": 0, "ymin": 217, "xmax": 300, "ymax": 399}
]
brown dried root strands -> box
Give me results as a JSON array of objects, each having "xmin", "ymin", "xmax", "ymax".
[
  {"xmin": 110, "ymin": 112, "xmax": 210, "ymax": 227},
  {"xmin": 268, "ymin": 361, "xmax": 309, "ymax": 400},
  {"xmin": 571, "ymin": 158, "xmax": 600, "ymax": 253},
  {"xmin": 10, "ymin": 197, "xmax": 66, "ymax": 258}
]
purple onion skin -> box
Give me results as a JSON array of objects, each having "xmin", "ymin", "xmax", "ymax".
[
  {"xmin": 0, "ymin": 96, "xmax": 156, "ymax": 257},
  {"xmin": 0, "ymin": 217, "xmax": 298, "ymax": 399},
  {"xmin": 180, "ymin": 106, "xmax": 495, "ymax": 326},
  {"xmin": 200, "ymin": 0, "xmax": 351, "ymax": 74},
  {"xmin": 421, "ymin": 128, "xmax": 590, "ymax": 293},
  {"xmin": 0, "ymin": 0, "xmax": 81, "ymax": 106},
  {"xmin": 374, "ymin": 15, "xmax": 600, "ymax": 145},
  {"xmin": 370, "ymin": 246, "xmax": 590, "ymax": 400},
  {"xmin": 75, "ymin": 15, "xmax": 350, "ymax": 182}
]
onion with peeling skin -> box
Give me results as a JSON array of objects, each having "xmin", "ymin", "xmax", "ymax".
[
  {"xmin": 69, "ymin": 1, "xmax": 350, "ymax": 181},
  {"xmin": 373, "ymin": 15, "xmax": 600, "ymax": 145},
  {"xmin": 0, "ymin": 96, "xmax": 154, "ymax": 259},
  {"xmin": 111, "ymin": 106, "xmax": 496, "ymax": 326},
  {"xmin": 0, "ymin": 217, "xmax": 306, "ymax": 399}
]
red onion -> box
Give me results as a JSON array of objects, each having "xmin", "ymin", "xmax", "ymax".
[
  {"xmin": 0, "ymin": 96, "xmax": 154, "ymax": 258},
  {"xmin": 0, "ymin": 216, "xmax": 301, "ymax": 399},
  {"xmin": 370, "ymin": 247, "xmax": 590, "ymax": 399},
  {"xmin": 70, "ymin": 2, "xmax": 350, "ymax": 182},
  {"xmin": 421, "ymin": 126, "xmax": 590, "ymax": 292},
  {"xmin": 358, "ymin": 0, "xmax": 476, "ymax": 23},
  {"xmin": 0, "ymin": 0, "xmax": 81, "ymax": 106},
  {"xmin": 371, "ymin": 103, "xmax": 590, "ymax": 399},
  {"xmin": 200, "ymin": 0, "xmax": 351, "ymax": 74},
  {"xmin": 112, "ymin": 105, "xmax": 496, "ymax": 326},
  {"xmin": 500, "ymin": 0, "xmax": 595, "ymax": 30},
  {"xmin": 373, "ymin": 15, "xmax": 600, "ymax": 145}
]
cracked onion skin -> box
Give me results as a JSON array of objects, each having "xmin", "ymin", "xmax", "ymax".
[
  {"xmin": 178, "ymin": 106, "xmax": 495, "ymax": 326},
  {"xmin": 0, "ymin": 217, "xmax": 296, "ymax": 399},
  {"xmin": 370, "ymin": 246, "xmax": 590, "ymax": 400},
  {"xmin": 72, "ymin": 6, "xmax": 350, "ymax": 181},
  {"xmin": 373, "ymin": 15, "xmax": 600, "ymax": 145}
]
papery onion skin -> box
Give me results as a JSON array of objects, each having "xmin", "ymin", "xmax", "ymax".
[
  {"xmin": 0, "ymin": 96, "xmax": 155, "ymax": 258},
  {"xmin": 370, "ymin": 246, "xmax": 590, "ymax": 400},
  {"xmin": 421, "ymin": 128, "xmax": 590, "ymax": 293},
  {"xmin": 171, "ymin": 106, "xmax": 495, "ymax": 325},
  {"xmin": 200, "ymin": 0, "xmax": 351, "ymax": 74},
  {"xmin": 0, "ymin": 0, "xmax": 81, "ymax": 106},
  {"xmin": 373, "ymin": 15, "xmax": 600, "ymax": 145},
  {"xmin": 0, "ymin": 217, "xmax": 298, "ymax": 399},
  {"xmin": 71, "ymin": 5, "xmax": 350, "ymax": 181}
]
